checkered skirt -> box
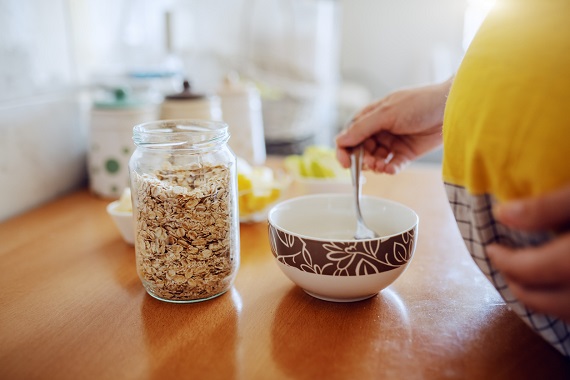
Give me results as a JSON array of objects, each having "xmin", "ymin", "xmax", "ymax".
[{"xmin": 445, "ymin": 182, "xmax": 570, "ymax": 357}]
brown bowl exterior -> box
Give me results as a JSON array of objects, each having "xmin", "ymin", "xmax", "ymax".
[{"xmin": 268, "ymin": 224, "xmax": 417, "ymax": 276}]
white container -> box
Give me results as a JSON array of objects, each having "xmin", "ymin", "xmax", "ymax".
[
  {"xmin": 218, "ymin": 74, "xmax": 266, "ymax": 165},
  {"xmin": 159, "ymin": 80, "xmax": 222, "ymax": 121},
  {"xmin": 88, "ymin": 88, "xmax": 158, "ymax": 199}
]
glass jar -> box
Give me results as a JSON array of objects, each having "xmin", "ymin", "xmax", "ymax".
[{"xmin": 129, "ymin": 119, "xmax": 240, "ymax": 303}]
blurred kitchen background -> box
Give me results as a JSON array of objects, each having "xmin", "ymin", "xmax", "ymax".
[{"xmin": 0, "ymin": 0, "xmax": 495, "ymax": 221}]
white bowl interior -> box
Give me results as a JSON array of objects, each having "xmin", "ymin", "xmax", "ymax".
[{"xmin": 268, "ymin": 194, "xmax": 418, "ymax": 240}]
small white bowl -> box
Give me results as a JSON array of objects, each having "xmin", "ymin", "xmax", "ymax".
[
  {"xmin": 268, "ymin": 194, "xmax": 418, "ymax": 302},
  {"xmin": 106, "ymin": 201, "xmax": 135, "ymax": 245}
]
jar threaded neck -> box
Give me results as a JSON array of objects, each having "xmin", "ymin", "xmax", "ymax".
[{"xmin": 133, "ymin": 119, "xmax": 230, "ymax": 150}]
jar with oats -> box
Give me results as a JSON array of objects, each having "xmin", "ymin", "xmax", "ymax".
[{"xmin": 129, "ymin": 119, "xmax": 240, "ymax": 303}]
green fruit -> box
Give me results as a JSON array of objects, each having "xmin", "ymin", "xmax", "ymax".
[
  {"xmin": 284, "ymin": 145, "xmax": 350, "ymax": 179},
  {"xmin": 310, "ymin": 159, "xmax": 335, "ymax": 178},
  {"xmin": 284, "ymin": 155, "xmax": 303, "ymax": 176}
]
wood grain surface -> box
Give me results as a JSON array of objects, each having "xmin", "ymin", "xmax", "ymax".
[{"xmin": 1, "ymin": 160, "xmax": 569, "ymax": 380}]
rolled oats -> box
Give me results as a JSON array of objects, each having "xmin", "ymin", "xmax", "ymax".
[{"xmin": 133, "ymin": 162, "xmax": 237, "ymax": 302}]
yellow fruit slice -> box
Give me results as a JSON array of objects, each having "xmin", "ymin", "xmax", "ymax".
[
  {"xmin": 238, "ymin": 173, "xmax": 253, "ymax": 191},
  {"xmin": 236, "ymin": 158, "xmax": 285, "ymax": 217}
]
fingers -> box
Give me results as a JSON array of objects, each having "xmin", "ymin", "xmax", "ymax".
[
  {"xmin": 335, "ymin": 119, "xmax": 368, "ymax": 149},
  {"xmin": 336, "ymin": 126, "xmax": 400, "ymax": 173},
  {"xmin": 486, "ymin": 234, "xmax": 570, "ymax": 287},
  {"xmin": 382, "ymin": 154, "xmax": 410, "ymax": 175},
  {"xmin": 335, "ymin": 138, "xmax": 381, "ymax": 170},
  {"xmin": 487, "ymin": 234, "xmax": 570, "ymax": 287},
  {"xmin": 363, "ymin": 145, "xmax": 382, "ymax": 171},
  {"xmin": 335, "ymin": 128, "xmax": 363, "ymax": 169},
  {"xmin": 493, "ymin": 183, "xmax": 570, "ymax": 231},
  {"xmin": 336, "ymin": 99, "xmax": 393, "ymax": 150},
  {"xmin": 506, "ymin": 281, "xmax": 570, "ymax": 323},
  {"xmin": 364, "ymin": 133, "xmax": 409, "ymax": 174},
  {"xmin": 335, "ymin": 147, "xmax": 352, "ymax": 169},
  {"xmin": 335, "ymin": 120, "xmax": 375, "ymax": 150},
  {"xmin": 487, "ymin": 234, "xmax": 570, "ymax": 321}
]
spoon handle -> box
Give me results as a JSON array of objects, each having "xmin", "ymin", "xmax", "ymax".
[
  {"xmin": 351, "ymin": 146, "xmax": 365, "ymax": 222},
  {"xmin": 351, "ymin": 147, "xmax": 380, "ymax": 239}
]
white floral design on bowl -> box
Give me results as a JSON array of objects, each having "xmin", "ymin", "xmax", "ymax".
[{"xmin": 269, "ymin": 227, "xmax": 415, "ymax": 276}]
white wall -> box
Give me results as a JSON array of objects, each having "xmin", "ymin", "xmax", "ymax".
[
  {"xmin": 339, "ymin": 0, "xmax": 466, "ymax": 97},
  {"xmin": 337, "ymin": 0, "xmax": 466, "ymax": 164},
  {"xmin": 0, "ymin": 0, "xmax": 75, "ymax": 101},
  {"xmin": 0, "ymin": 93, "xmax": 88, "ymax": 221},
  {"xmin": 66, "ymin": 0, "xmax": 468, "ymax": 106},
  {"xmin": 0, "ymin": 0, "xmax": 88, "ymax": 222}
]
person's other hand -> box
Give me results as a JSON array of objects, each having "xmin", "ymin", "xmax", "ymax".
[
  {"xmin": 487, "ymin": 184, "xmax": 570, "ymax": 322},
  {"xmin": 335, "ymin": 78, "xmax": 452, "ymax": 174}
]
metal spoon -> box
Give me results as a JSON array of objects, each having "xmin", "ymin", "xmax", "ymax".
[{"xmin": 351, "ymin": 146, "xmax": 380, "ymax": 240}]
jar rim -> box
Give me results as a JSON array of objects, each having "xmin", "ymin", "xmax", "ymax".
[{"xmin": 133, "ymin": 119, "xmax": 229, "ymax": 149}]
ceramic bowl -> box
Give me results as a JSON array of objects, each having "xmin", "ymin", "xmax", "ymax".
[
  {"xmin": 106, "ymin": 201, "xmax": 135, "ymax": 245},
  {"xmin": 267, "ymin": 194, "xmax": 418, "ymax": 302}
]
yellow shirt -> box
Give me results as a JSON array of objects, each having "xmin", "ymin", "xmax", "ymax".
[{"xmin": 442, "ymin": 0, "xmax": 570, "ymax": 201}]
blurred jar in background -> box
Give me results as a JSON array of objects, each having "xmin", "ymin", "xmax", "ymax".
[
  {"xmin": 88, "ymin": 87, "xmax": 158, "ymax": 199},
  {"xmin": 217, "ymin": 72, "xmax": 266, "ymax": 165},
  {"xmin": 159, "ymin": 79, "xmax": 222, "ymax": 120},
  {"xmin": 240, "ymin": 0, "xmax": 341, "ymax": 154}
]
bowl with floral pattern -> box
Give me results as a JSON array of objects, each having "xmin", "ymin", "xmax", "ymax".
[{"xmin": 267, "ymin": 194, "xmax": 418, "ymax": 302}]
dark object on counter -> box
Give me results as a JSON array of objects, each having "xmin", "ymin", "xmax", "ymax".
[{"xmin": 265, "ymin": 135, "xmax": 316, "ymax": 156}]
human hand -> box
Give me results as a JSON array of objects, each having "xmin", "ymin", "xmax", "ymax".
[
  {"xmin": 335, "ymin": 78, "xmax": 452, "ymax": 174},
  {"xmin": 487, "ymin": 184, "xmax": 570, "ymax": 323}
]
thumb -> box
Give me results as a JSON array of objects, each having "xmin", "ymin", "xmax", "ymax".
[{"xmin": 493, "ymin": 184, "xmax": 570, "ymax": 231}]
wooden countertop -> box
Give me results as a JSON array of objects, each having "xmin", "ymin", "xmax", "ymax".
[{"xmin": 1, "ymin": 161, "xmax": 569, "ymax": 379}]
